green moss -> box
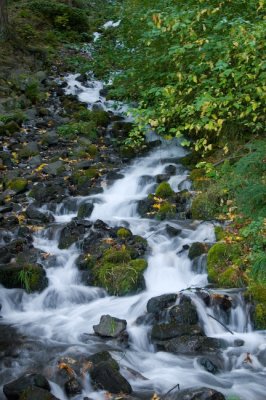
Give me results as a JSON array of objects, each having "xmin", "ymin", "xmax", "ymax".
[
  {"xmin": 117, "ymin": 228, "xmax": 132, "ymax": 239},
  {"xmin": 254, "ymin": 303, "xmax": 266, "ymax": 330},
  {"xmin": 207, "ymin": 243, "xmax": 246, "ymax": 287},
  {"xmin": 191, "ymin": 186, "xmax": 222, "ymax": 220},
  {"xmin": 58, "ymin": 121, "xmax": 97, "ymax": 140},
  {"xmin": 7, "ymin": 178, "xmax": 28, "ymax": 194},
  {"xmin": 94, "ymin": 257, "xmax": 147, "ymax": 296},
  {"xmin": 18, "ymin": 146, "xmax": 39, "ymax": 159},
  {"xmin": 103, "ymin": 247, "xmax": 131, "ymax": 264},
  {"xmin": 190, "ymin": 168, "xmax": 210, "ymax": 190},
  {"xmin": 155, "ymin": 182, "xmax": 175, "ymax": 198},
  {"xmin": 214, "ymin": 226, "xmax": 226, "ymax": 241},
  {"xmin": 71, "ymin": 168, "xmax": 99, "ymax": 185}
]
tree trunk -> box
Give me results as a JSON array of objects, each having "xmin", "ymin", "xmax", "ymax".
[{"xmin": 0, "ymin": 0, "xmax": 9, "ymax": 37}]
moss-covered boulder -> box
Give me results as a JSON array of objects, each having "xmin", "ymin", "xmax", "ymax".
[
  {"xmin": 191, "ymin": 186, "xmax": 222, "ymax": 220},
  {"xmin": 0, "ymin": 263, "xmax": 48, "ymax": 292},
  {"xmin": 7, "ymin": 178, "xmax": 28, "ymax": 194},
  {"xmin": 155, "ymin": 182, "xmax": 175, "ymax": 198},
  {"xmin": 188, "ymin": 242, "xmax": 209, "ymax": 260},
  {"xmin": 248, "ymin": 283, "xmax": 266, "ymax": 329},
  {"xmin": 92, "ymin": 247, "xmax": 147, "ymax": 296},
  {"xmin": 207, "ymin": 243, "xmax": 246, "ymax": 287}
]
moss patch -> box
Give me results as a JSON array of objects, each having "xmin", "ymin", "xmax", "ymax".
[
  {"xmin": 207, "ymin": 242, "xmax": 246, "ymax": 287},
  {"xmin": 155, "ymin": 182, "xmax": 175, "ymax": 198},
  {"xmin": 92, "ymin": 247, "xmax": 147, "ymax": 296},
  {"xmin": 7, "ymin": 178, "xmax": 28, "ymax": 194}
]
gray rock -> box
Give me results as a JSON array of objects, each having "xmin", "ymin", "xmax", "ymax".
[
  {"xmin": 158, "ymin": 335, "xmax": 227, "ymax": 355},
  {"xmin": 29, "ymin": 155, "xmax": 42, "ymax": 167},
  {"xmin": 169, "ymin": 296, "xmax": 198, "ymax": 325},
  {"xmin": 77, "ymin": 202, "xmax": 94, "ymax": 218},
  {"xmin": 147, "ymin": 293, "xmax": 178, "ymax": 314},
  {"xmin": 26, "ymin": 205, "xmax": 54, "ymax": 223},
  {"xmin": 93, "ymin": 314, "xmax": 127, "ymax": 338},
  {"xmin": 65, "ymin": 377, "xmax": 82, "ymax": 396},
  {"xmin": 90, "ymin": 361, "xmax": 132, "ymax": 394},
  {"xmin": 151, "ymin": 322, "xmax": 203, "ymax": 341},
  {"xmin": 43, "ymin": 160, "xmax": 64, "ymax": 176},
  {"xmin": 3, "ymin": 373, "xmax": 51, "ymax": 400}
]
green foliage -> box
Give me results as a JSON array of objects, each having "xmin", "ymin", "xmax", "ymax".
[
  {"xmin": 58, "ymin": 121, "xmax": 97, "ymax": 140},
  {"xmin": 93, "ymin": 0, "xmax": 265, "ymax": 149},
  {"xmin": 155, "ymin": 182, "xmax": 174, "ymax": 198},
  {"xmin": 28, "ymin": 0, "xmax": 88, "ymax": 32},
  {"xmin": 0, "ymin": 111, "xmax": 26, "ymax": 125}
]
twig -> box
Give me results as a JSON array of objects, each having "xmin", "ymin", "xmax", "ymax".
[
  {"xmin": 207, "ymin": 313, "xmax": 234, "ymax": 335},
  {"xmin": 161, "ymin": 383, "xmax": 180, "ymax": 399}
]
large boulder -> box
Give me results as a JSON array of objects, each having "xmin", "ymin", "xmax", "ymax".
[
  {"xmin": 16, "ymin": 387, "xmax": 59, "ymax": 400},
  {"xmin": 93, "ymin": 315, "xmax": 127, "ymax": 338},
  {"xmin": 157, "ymin": 335, "xmax": 227, "ymax": 355},
  {"xmin": 25, "ymin": 205, "xmax": 54, "ymax": 223},
  {"xmin": 3, "ymin": 373, "xmax": 51, "ymax": 400},
  {"xmin": 147, "ymin": 293, "xmax": 178, "ymax": 314},
  {"xmin": 90, "ymin": 361, "xmax": 132, "ymax": 394},
  {"xmin": 188, "ymin": 242, "xmax": 209, "ymax": 260},
  {"xmin": 0, "ymin": 263, "xmax": 48, "ymax": 292},
  {"xmin": 166, "ymin": 387, "xmax": 225, "ymax": 400},
  {"xmin": 169, "ymin": 296, "xmax": 199, "ymax": 325},
  {"xmin": 151, "ymin": 322, "xmax": 202, "ymax": 341},
  {"xmin": 58, "ymin": 220, "xmax": 92, "ymax": 249}
]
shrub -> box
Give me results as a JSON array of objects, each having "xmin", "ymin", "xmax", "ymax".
[{"xmin": 28, "ymin": 0, "xmax": 88, "ymax": 32}]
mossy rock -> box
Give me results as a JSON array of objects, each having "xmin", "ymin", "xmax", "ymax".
[
  {"xmin": 156, "ymin": 201, "xmax": 176, "ymax": 220},
  {"xmin": 254, "ymin": 303, "xmax": 266, "ymax": 330},
  {"xmin": 188, "ymin": 242, "xmax": 208, "ymax": 260},
  {"xmin": 92, "ymin": 248, "xmax": 147, "ymax": 296},
  {"xmin": 155, "ymin": 182, "xmax": 175, "ymax": 198},
  {"xmin": 117, "ymin": 227, "xmax": 132, "ymax": 239},
  {"xmin": 191, "ymin": 188, "xmax": 221, "ymax": 220},
  {"xmin": 207, "ymin": 242, "xmax": 246, "ymax": 287},
  {"xmin": 214, "ymin": 226, "xmax": 226, "ymax": 241},
  {"xmin": 7, "ymin": 178, "xmax": 28, "ymax": 194},
  {"xmin": 0, "ymin": 263, "xmax": 48, "ymax": 292},
  {"xmin": 190, "ymin": 168, "xmax": 210, "ymax": 190},
  {"xmin": 71, "ymin": 168, "xmax": 99, "ymax": 185}
]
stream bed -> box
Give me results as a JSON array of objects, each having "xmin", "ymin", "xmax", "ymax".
[{"xmin": 0, "ymin": 67, "xmax": 266, "ymax": 400}]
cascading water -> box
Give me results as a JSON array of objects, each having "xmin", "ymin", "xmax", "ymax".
[{"xmin": 0, "ymin": 74, "xmax": 266, "ymax": 400}]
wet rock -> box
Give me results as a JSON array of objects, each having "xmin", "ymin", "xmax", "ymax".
[
  {"xmin": 58, "ymin": 220, "xmax": 92, "ymax": 249},
  {"xmin": 156, "ymin": 174, "xmax": 170, "ymax": 183},
  {"xmin": 16, "ymin": 387, "xmax": 59, "ymax": 400},
  {"xmin": 29, "ymin": 181, "xmax": 66, "ymax": 203},
  {"xmin": 88, "ymin": 351, "xmax": 119, "ymax": 370},
  {"xmin": 90, "ymin": 361, "xmax": 132, "ymax": 394},
  {"xmin": 26, "ymin": 205, "xmax": 54, "ymax": 223},
  {"xmin": 158, "ymin": 336, "xmax": 227, "ymax": 355},
  {"xmin": 29, "ymin": 155, "xmax": 42, "ymax": 167},
  {"xmin": 18, "ymin": 141, "xmax": 39, "ymax": 159},
  {"xmin": 42, "ymin": 132, "xmax": 59, "ymax": 146},
  {"xmin": 198, "ymin": 356, "xmax": 222, "ymax": 374},
  {"xmin": 43, "ymin": 160, "xmax": 64, "ymax": 176},
  {"xmin": 0, "ymin": 263, "xmax": 48, "ymax": 292},
  {"xmin": 165, "ymin": 224, "xmax": 182, "ymax": 237},
  {"xmin": 65, "ymin": 377, "xmax": 82, "ymax": 396},
  {"xmin": 210, "ymin": 294, "xmax": 233, "ymax": 312},
  {"xmin": 76, "ymin": 73, "xmax": 88, "ymax": 83},
  {"xmin": 188, "ymin": 242, "xmax": 209, "ymax": 260},
  {"xmin": 3, "ymin": 373, "xmax": 51, "ymax": 399},
  {"xmin": 169, "ymin": 296, "xmax": 198, "ymax": 325},
  {"xmin": 151, "ymin": 322, "xmax": 203, "ymax": 341},
  {"xmin": 196, "ymin": 289, "xmax": 211, "ymax": 307},
  {"xmin": 77, "ymin": 202, "xmax": 94, "ymax": 218},
  {"xmin": 257, "ymin": 348, "xmax": 266, "ymax": 366},
  {"xmin": 93, "ymin": 315, "xmax": 127, "ymax": 338},
  {"xmin": 164, "ymin": 165, "xmax": 176, "ymax": 175},
  {"xmin": 147, "ymin": 293, "xmax": 178, "ymax": 314},
  {"xmin": 74, "ymin": 160, "xmax": 92, "ymax": 170},
  {"xmin": 135, "ymin": 313, "xmax": 156, "ymax": 326},
  {"xmin": 166, "ymin": 387, "xmax": 225, "ymax": 400}
]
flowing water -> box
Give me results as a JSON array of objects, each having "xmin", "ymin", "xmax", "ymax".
[{"xmin": 0, "ymin": 75, "xmax": 266, "ymax": 400}]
